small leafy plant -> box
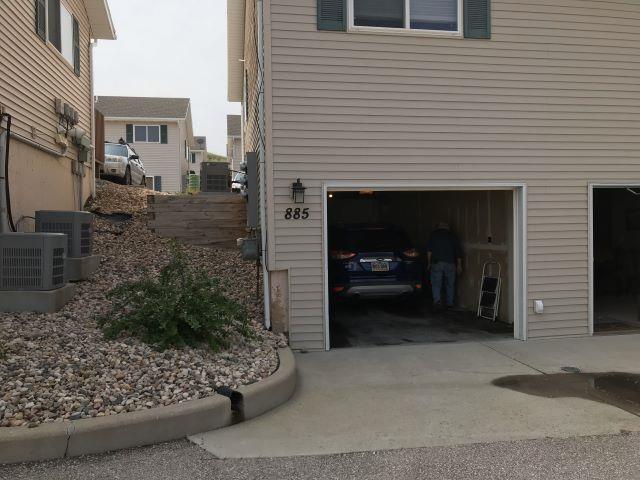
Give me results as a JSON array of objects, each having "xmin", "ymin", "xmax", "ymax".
[{"xmin": 100, "ymin": 246, "xmax": 252, "ymax": 351}]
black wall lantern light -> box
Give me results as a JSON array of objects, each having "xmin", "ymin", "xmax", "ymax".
[{"xmin": 291, "ymin": 178, "xmax": 306, "ymax": 204}]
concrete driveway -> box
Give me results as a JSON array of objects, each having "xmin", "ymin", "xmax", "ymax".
[{"xmin": 191, "ymin": 335, "xmax": 640, "ymax": 458}]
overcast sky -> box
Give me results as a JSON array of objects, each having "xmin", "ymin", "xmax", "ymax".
[{"xmin": 94, "ymin": 0, "xmax": 239, "ymax": 156}]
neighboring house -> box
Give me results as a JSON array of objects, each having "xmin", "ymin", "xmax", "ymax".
[
  {"xmin": 95, "ymin": 96, "xmax": 194, "ymax": 193},
  {"xmin": 231, "ymin": 0, "xmax": 640, "ymax": 351},
  {"xmin": 226, "ymin": 115, "xmax": 242, "ymax": 172},
  {"xmin": 190, "ymin": 136, "xmax": 207, "ymax": 176},
  {"xmin": 0, "ymin": 0, "xmax": 115, "ymax": 231}
]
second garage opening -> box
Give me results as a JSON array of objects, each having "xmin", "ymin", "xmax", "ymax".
[{"xmin": 327, "ymin": 189, "xmax": 517, "ymax": 348}]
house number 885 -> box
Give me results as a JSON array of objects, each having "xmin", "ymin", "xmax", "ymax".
[{"xmin": 285, "ymin": 208, "xmax": 309, "ymax": 220}]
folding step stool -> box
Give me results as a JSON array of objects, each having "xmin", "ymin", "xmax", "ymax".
[{"xmin": 477, "ymin": 259, "xmax": 502, "ymax": 322}]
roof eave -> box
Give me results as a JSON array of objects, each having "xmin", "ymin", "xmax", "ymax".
[{"xmin": 85, "ymin": 0, "xmax": 117, "ymax": 40}]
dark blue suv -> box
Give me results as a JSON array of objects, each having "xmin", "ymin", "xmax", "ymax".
[{"xmin": 329, "ymin": 225, "xmax": 423, "ymax": 300}]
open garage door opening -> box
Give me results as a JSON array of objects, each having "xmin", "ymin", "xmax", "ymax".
[
  {"xmin": 326, "ymin": 189, "xmax": 519, "ymax": 349},
  {"xmin": 593, "ymin": 187, "xmax": 640, "ymax": 333}
]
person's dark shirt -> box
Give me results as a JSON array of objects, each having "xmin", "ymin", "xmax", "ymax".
[{"xmin": 427, "ymin": 229, "xmax": 462, "ymax": 264}]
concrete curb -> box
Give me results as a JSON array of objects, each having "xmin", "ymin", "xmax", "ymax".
[
  {"xmin": 0, "ymin": 348, "xmax": 296, "ymax": 465},
  {"xmin": 0, "ymin": 395, "xmax": 232, "ymax": 466},
  {"xmin": 237, "ymin": 347, "xmax": 297, "ymax": 420}
]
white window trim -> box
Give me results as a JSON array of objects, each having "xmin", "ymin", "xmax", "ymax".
[
  {"xmin": 347, "ymin": 0, "xmax": 463, "ymax": 38},
  {"xmin": 134, "ymin": 125, "xmax": 161, "ymax": 144}
]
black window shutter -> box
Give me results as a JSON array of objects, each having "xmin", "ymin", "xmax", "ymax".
[
  {"xmin": 126, "ymin": 124, "xmax": 134, "ymax": 143},
  {"xmin": 154, "ymin": 176, "xmax": 162, "ymax": 192},
  {"xmin": 35, "ymin": 0, "xmax": 46, "ymax": 41},
  {"xmin": 72, "ymin": 17, "xmax": 80, "ymax": 76},
  {"xmin": 464, "ymin": 0, "xmax": 491, "ymax": 39},
  {"xmin": 160, "ymin": 125, "xmax": 168, "ymax": 144},
  {"xmin": 317, "ymin": 0, "xmax": 346, "ymax": 31},
  {"xmin": 48, "ymin": 0, "xmax": 61, "ymax": 50}
]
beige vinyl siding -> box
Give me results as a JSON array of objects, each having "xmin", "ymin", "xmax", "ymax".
[
  {"xmin": 0, "ymin": 0, "xmax": 95, "ymax": 225},
  {"xmin": 0, "ymin": 0, "xmax": 93, "ymax": 149},
  {"xmin": 228, "ymin": 0, "xmax": 245, "ymax": 102},
  {"xmin": 267, "ymin": 0, "xmax": 640, "ymax": 349},
  {"xmin": 104, "ymin": 120, "xmax": 182, "ymax": 193}
]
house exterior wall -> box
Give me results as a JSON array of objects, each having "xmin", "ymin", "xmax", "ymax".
[
  {"xmin": 0, "ymin": 0, "xmax": 96, "ymax": 230},
  {"xmin": 190, "ymin": 150, "xmax": 207, "ymax": 176},
  {"xmin": 178, "ymin": 118, "xmax": 190, "ymax": 190},
  {"xmin": 227, "ymin": 136, "xmax": 243, "ymax": 172},
  {"xmin": 104, "ymin": 120, "xmax": 183, "ymax": 193},
  {"xmin": 261, "ymin": 0, "xmax": 640, "ymax": 350}
]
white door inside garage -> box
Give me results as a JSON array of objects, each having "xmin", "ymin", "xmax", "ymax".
[{"xmin": 323, "ymin": 185, "xmax": 527, "ymax": 350}]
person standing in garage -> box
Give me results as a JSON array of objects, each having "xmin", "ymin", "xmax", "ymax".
[{"xmin": 427, "ymin": 223, "xmax": 463, "ymax": 310}]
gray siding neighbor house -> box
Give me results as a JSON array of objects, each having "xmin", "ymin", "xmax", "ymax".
[
  {"xmin": 190, "ymin": 136, "xmax": 208, "ymax": 176},
  {"xmin": 227, "ymin": 114, "xmax": 242, "ymax": 172},
  {"xmin": 230, "ymin": 0, "xmax": 640, "ymax": 351},
  {"xmin": 96, "ymin": 96, "xmax": 194, "ymax": 193}
]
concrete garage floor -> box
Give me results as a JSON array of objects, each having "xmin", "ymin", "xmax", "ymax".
[
  {"xmin": 191, "ymin": 335, "xmax": 640, "ymax": 459},
  {"xmin": 330, "ymin": 300, "xmax": 513, "ymax": 348}
]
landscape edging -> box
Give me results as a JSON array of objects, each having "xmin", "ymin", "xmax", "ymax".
[{"xmin": 0, "ymin": 347, "xmax": 296, "ymax": 465}]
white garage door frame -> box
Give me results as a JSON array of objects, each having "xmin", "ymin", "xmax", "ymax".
[{"xmin": 322, "ymin": 181, "xmax": 528, "ymax": 351}]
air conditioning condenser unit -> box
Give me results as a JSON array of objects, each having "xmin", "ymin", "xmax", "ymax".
[
  {"xmin": 0, "ymin": 233, "xmax": 67, "ymax": 291},
  {"xmin": 35, "ymin": 211, "xmax": 93, "ymax": 258}
]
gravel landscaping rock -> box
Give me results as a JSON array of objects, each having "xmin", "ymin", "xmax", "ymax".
[{"xmin": 0, "ymin": 181, "xmax": 287, "ymax": 428}]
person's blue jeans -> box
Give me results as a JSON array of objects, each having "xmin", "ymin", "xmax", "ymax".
[{"xmin": 431, "ymin": 262, "xmax": 456, "ymax": 307}]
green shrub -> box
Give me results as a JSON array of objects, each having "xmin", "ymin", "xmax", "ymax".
[{"xmin": 99, "ymin": 246, "xmax": 252, "ymax": 351}]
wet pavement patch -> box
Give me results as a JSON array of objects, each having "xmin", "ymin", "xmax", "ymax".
[{"xmin": 492, "ymin": 372, "xmax": 640, "ymax": 416}]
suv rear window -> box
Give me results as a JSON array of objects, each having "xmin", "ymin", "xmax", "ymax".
[{"xmin": 105, "ymin": 144, "xmax": 128, "ymax": 157}]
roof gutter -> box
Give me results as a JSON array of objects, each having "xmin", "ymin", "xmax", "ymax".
[{"xmin": 103, "ymin": 117, "xmax": 183, "ymax": 122}]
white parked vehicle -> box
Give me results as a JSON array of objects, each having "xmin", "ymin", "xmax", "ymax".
[
  {"xmin": 103, "ymin": 142, "xmax": 146, "ymax": 186},
  {"xmin": 232, "ymin": 172, "xmax": 247, "ymax": 193}
]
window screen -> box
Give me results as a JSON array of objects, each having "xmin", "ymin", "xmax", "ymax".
[
  {"xmin": 134, "ymin": 126, "xmax": 147, "ymax": 142},
  {"xmin": 354, "ymin": 0, "xmax": 404, "ymax": 28},
  {"xmin": 60, "ymin": 4, "xmax": 74, "ymax": 64},
  {"xmin": 410, "ymin": 0, "xmax": 457, "ymax": 30},
  {"xmin": 147, "ymin": 126, "xmax": 160, "ymax": 143}
]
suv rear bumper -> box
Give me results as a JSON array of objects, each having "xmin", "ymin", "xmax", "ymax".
[
  {"xmin": 103, "ymin": 161, "xmax": 126, "ymax": 178},
  {"xmin": 340, "ymin": 283, "xmax": 417, "ymax": 299}
]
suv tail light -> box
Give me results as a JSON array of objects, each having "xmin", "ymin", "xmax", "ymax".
[
  {"xmin": 402, "ymin": 249, "xmax": 420, "ymax": 259},
  {"xmin": 331, "ymin": 250, "xmax": 357, "ymax": 260}
]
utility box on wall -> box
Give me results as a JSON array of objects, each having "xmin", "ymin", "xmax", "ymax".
[{"xmin": 200, "ymin": 162, "xmax": 230, "ymax": 193}]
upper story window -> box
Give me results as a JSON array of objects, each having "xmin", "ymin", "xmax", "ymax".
[
  {"xmin": 35, "ymin": 0, "xmax": 81, "ymax": 75},
  {"xmin": 134, "ymin": 125, "xmax": 160, "ymax": 143},
  {"xmin": 352, "ymin": 0, "xmax": 461, "ymax": 35}
]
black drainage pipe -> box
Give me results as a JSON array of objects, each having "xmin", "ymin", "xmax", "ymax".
[{"xmin": 214, "ymin": 386, "xmax": 245, "ymax": 423}]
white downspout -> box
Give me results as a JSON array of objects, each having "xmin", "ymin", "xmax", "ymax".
[
  {"xmin": 0, "ymin": 124, "xmax": 9, "ymax": 233},
  {"xmin": 90, "ymin": 40, "xmax": 97, "ymax": 199},
  {"xmin": 257, "ymin": 0, "xmax": 271, "ymax": 329}
]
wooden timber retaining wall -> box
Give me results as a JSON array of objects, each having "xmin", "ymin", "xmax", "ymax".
[{"xmin": 147, "ymin": 194, "xmax": 247, "ymax": 248}]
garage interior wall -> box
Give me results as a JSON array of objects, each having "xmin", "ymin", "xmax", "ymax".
[{"xmin": 328, "ymin": 190, "xmax": 514, "ymax": 323}]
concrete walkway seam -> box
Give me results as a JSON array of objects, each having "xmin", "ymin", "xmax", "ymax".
[{"xmin": 0, "ymin": 347, "xmax": 297, "ymax": 465}]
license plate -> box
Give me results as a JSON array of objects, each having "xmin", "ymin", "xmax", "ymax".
[{"xmin": 371, "ymin": 261, "xmax": 390, "ymax": 272}]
